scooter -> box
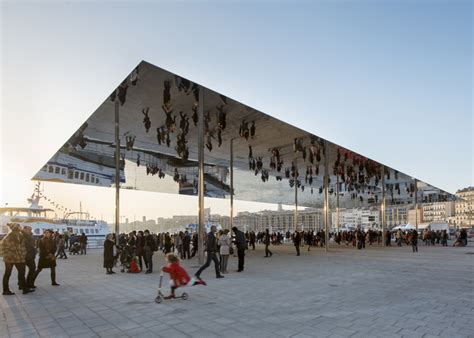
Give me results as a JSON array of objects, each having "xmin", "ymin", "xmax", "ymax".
[{"xmin": 155, "ymin": 271, "xmax": 188, "ymax": 303}]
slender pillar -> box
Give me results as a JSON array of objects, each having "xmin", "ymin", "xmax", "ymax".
[
  {"xmin": 197, "ymin": 88, "xmax": 205, "ymax": 264},
  {"xmin": 230, "ymin": 138, "xmax": 234, "ymax": 230},
  {"xmin": 323, "ymin": 141, "xmax": 329, "ymax": 252},
  {"xmin": 336, "ymin": 174, "xmax": 340, "ymax": 232},
  {"xmin": 294, "ymin": 159, "xmax": 298, "ymax": 231},
  {"xmin": 114, "ymin": 97, "xmax": 120, "ymax": 245},
  {"xmin": 381, "ymin": 166, "xmax": 386, "ymax": 245},
  {"xmin": 414, "ymin": 179, "xmax": 418, "ymax": 230}
]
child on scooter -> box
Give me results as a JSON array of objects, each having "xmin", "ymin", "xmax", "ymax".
[{"xmin": 161, "ymin": 253, "xmax": 192, "ymax": 299}]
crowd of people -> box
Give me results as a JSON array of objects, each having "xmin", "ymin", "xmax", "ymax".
[
  {"xmin": 0, "ymin": 223, "xmax": 72, "ymax": 295},
  {"xmin": 1, "ymin": 221, "xmax": 470, "ymax": 297}
]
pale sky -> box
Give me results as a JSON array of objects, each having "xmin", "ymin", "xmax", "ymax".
[{"xmin": 1, "ymin": 1, "xmax": 472, "ymax": 222}]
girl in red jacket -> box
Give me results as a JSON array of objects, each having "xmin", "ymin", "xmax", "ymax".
[{"xmin": 162, "ymin": 253, "xmax": 190, "ymax": 299}]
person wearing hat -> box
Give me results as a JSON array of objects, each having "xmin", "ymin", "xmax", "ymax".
[
  {"xmin": 1, "ymin": 223, "xmax": 34, "ymax": 295},
  {"xmin": 34, "ymin": 230, "xmax": 60, "ymax": 286}
]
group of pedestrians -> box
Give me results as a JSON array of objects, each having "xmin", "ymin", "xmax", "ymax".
[{"xmin": 0, "ymin": 223, "xmax": 59, "ymax": 296}]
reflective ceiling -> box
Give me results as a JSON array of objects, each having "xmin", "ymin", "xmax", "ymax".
[{"xmin": 33, "ymin": 61, "xmax": 456, "ymax": 208}]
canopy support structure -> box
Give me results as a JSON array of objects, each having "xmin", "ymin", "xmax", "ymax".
[
  {"xmin": 197, "ymin": 88, "xmax": 205, "ymax": 265},
  {"xmin": 381, "ymin": 166, "xmax": 386, "ymax": 245},
  {"xmin": 114, "ymin": 98, "xmax": 120, "ymax": 245},
  {"xmin": 323, "ymin": 140, "xmax": 329, "ymax": 252},
  {"xmin": 230, "ymin": 138, "xmax": 235, "ymax": 230},
  {"xmin": 294, "ymin": 158, "xmax": 298, "ymax": 231},
  {"xmin": 414, "ymin": 178, "xmax": 418, "ymax": 231}
]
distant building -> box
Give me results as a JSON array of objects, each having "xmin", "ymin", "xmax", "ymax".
[
  {"xmin": 452, "ymin": 187, "xmax": 474, "ymax": 228},
  {"xmin": 422, "ymin": 201, "xmax": 455, "ymax": 223}
]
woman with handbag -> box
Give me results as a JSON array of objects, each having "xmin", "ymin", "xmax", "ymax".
[
  {"xmin": 218, "ymin": 229, "xmax": 231, "ymax": 274},
  {"xmin": 34, "ymin": 229, "xmax": 60, "ymax": 286}
]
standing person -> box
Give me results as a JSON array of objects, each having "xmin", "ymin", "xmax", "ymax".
[
  {"xmin": 232, "ymin": 227, "xmax": 247, "ymax": 272},
  {"xmin": 64, "ymin": 232, "xmax": 69, "ymax": 249},
  {"xmin": 135, "ymin": 231, "xmax": 147, "ymax": 272},
  {"xmin": 293, "ymin": 230, "xmax": 301, "ymax": 256},
  {"xmin": 143, "ymin": 230, "xmax": 155, "ymax": 274},
  {"xmin": 34, "ymin": 230, "xmax": 60, "ymax": 286},
  {"xmin": 182, "ymin": 231, "xmax": 191, "ymax": 259},
  {"xmin": 441, "ymin": 229, "xmax": 448, "ymax": 247},
  {"xmin": 164, "ymin": 233, "xmax": 172, "ymax": 254},
  {"xmin": 176, "ymin": 232, "xmax": 184, "ymax": 259},
  {"xmin": 264, "ymin": 229, "xmax": 273, "ymax": 257},
  {"xmin": 249, "ymin": 231, "xmax": 256, "ymax": 250},
  {"xmin": 195, "ymin": 226, "xmax": 224, "ymax": 280},
  {"xmin": 1, "ymin": 224, "xmax": 34, "ymax": 295},
  {"xmin": 411, "ymin": 229, "xmax": 419, "ymax": 253},
  {"xmin": 103, "ymin": 234, "xmax": 116, "ymax": 274},
  {"xmin": 79, "ymin": 233, "xmax": 88, "ymax": 255},
  {"xmin": 22, "ymin": 226, "xmax": 37, "ymax": 289},
  {"xmin": 385, "ymin": 230, "xmax": 392, "ymax": 246},
  {"xmin": 191, "ymin": 232, "xmax": 198, "ymax": 257},
  {"xmin": 219, "ymin": 229, "xmax": 231, "ymax": 274}
]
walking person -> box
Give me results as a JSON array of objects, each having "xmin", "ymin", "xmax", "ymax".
[
  {"xmin": 22, "ymin": 226, "xmax": 37, "ymax": 289},
  {"xmin": 34, "ymin": 230, "xmax": 60, "ymax": 286},
  {"xmin": 411, "ymin": 229, "xmax": 419, "ymax": 252},
  {"xmin": 195, "ymin": 226, "xmax": 224, "ymax": 280},
  {"xmin": 103, "ymin": 234, "xmax": 116, "ymax": 274},
  {"xmin": 219, "ymin": 229, "xmax": 231, "ymax": 274},
  {"xmin": 1, "ymin": 224, "xmax": 34, "ymax": 295},
  {"xmin": 264, "ymin": 229, "xmax": 273, "ymax": 257},
  {"xmin": 232, "ymin": 227, "xmax": 247, "ymax": 272},
  {"xmin": 55, "ymin": 235, "xmax": 68, "ymax": 259}
]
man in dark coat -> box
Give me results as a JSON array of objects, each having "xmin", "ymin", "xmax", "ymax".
[
  {"xmin": 264, "ymin": 229, "xmax": 272, "ymax": 257},
  {"xmin": 143, "ymin": 230, "xmax": 155, "ymax": 274},
  {"xmin": 182, "ymin": 231, "xmax": 191, "ymax": 259},
  {"xmin": 249, "ymin": 231, "xmax": 256, "ymax": 250},
  {"xmin": 195, "ymin": 226, "xmax": 224, "ymax": 279},
  {"xmin": 79, "ymin": 233, "xmax": 88, "ymax": 255},
  {"xmin": 34, "ymin": 230, "xmax": 59, "ymax": 286},
  {"xmin": 232, "ymin": 227, "xmax": 247, "ymax": 272},
  {"xmin": 22, "ymin": 226, "xmax": 37, "ymax": 289},
  {"xmin": 293, "ymin": 230, "xmax": 301, "ymax": 256}
]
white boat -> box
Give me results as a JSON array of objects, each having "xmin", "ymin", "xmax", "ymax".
[{"xmin": 0, "ymin": 183, "xmax": 109, "ymax": 247}]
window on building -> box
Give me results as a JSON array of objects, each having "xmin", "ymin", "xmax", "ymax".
[
  {"xmin": 55, "ymin": 167, "xmax": 60, "ymax": 174},
  {"xmin": 48, "ymin": 166, "xmax": 54, "ymax": 173},
  {"xmin": 61, "ymin": 168, "xmax": 66, "ymax": 175},
  {"xmin": 85, "ymin": 173, "xmax": 90, "ymax": 182},
  {"xmin": 74, "ymin": 171, "xmax": 79, "ymax": 179},
  {"xmin": 68, "ymin": 170, "xmax": 74, "ymax": 179},
  {"xmin": 80, "ymin": 173, "xmax": 84, "ymax": 180}
]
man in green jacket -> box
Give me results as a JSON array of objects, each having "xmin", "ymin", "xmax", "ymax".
[{"xmin": 1, "ymin": 223, "xmax": 34, "ymax": 295}]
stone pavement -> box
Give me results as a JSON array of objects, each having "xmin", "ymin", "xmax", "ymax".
[{"xmin": 1, "ymin": 242, "xmax": 473, "ymax": 338}]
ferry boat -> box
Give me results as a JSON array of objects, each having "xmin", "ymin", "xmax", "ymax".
[{"xmin": 0, "ymin": 183, "xmax": 109, "ymax": 247}]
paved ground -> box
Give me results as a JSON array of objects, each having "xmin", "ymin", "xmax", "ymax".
[{"xmin": 1, "ymin": 241, "xmax": 473, "ymax": 338}]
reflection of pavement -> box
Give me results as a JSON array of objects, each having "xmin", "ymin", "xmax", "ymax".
[{"xmin": 1, "ymin": 243, "xmax": 472, "ymax": 338}]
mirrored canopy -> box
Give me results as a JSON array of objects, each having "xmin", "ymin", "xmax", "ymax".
[{"xmin": 33, "ymin": 61, "xmax": 456, "ymax": 208}]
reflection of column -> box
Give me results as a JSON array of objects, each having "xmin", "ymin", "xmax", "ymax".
[
  {"xmin": 197, "ymin": 88, "xmax": 205, "ymax": 264},
  {"xmin": 381, "ymin": 166, "xmax": 386, "ymax": 245},
  {"xmin": 414, "ymin": 179, "xmax": 418, "ymax": 230},
  {"xmin": 114, "ymin": 98, "xmax": 120, "ymax": 245},
  {"xmin": 294, "ymin": 159, "xmax": 298, "ymax": 231},
  {"xmin": 230, "ymin": 138, "xmax": 234, "ymax": 230},
  {"xmin": 323, "ymin": 141, "xmax": 329, "ymax": 252}
]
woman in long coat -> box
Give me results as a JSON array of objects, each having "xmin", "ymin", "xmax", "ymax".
[
  {"xmin": 103, "ymin": 234, "xmax": 115, "ymax": 274},
  {"xmin": 35, "ymin": 229, "xmax": 59, "ymax": 286}
]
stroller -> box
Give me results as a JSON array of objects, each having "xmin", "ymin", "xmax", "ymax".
[{"xmin": 69, "ymin": 242, "xmax": 81, "ymax": 255}]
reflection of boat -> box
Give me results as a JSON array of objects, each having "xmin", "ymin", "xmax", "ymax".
[
  {"xmin": 33, "ymin": 146, "xmax": 125, "ymax": 187},
  {"xmin": 0, "ymin": 183, "xmax": 109, "ymax": 247}
]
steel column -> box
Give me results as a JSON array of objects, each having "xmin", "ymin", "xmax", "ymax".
[
  {"xmin": 414, "ymin": 178, "xmax": 418, "ymax": 230},
  {"xmin": 294, "ymin": 159, "xmax": 298, "ymax": 231},
  {"xmin": 381, "ymin": 166, "xmax": 386, "ymax": 245},
  {"xmin": 114, "ymin": 98, "xmax": 120, "ymax": 245},
  {"xmin": 336, "ymin": 174, "xmax": 340, "ymax": 232},
  {"xmin": 197, "ymin": 88, "xmax": 205, "ymax": 264},
  {"xmin": 230, "ymin": 138, "xmax": 234, "ymax": 230},
  {"xmin": 323, "ymin": 141, "xmax": 329, "ymax": 252}
]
